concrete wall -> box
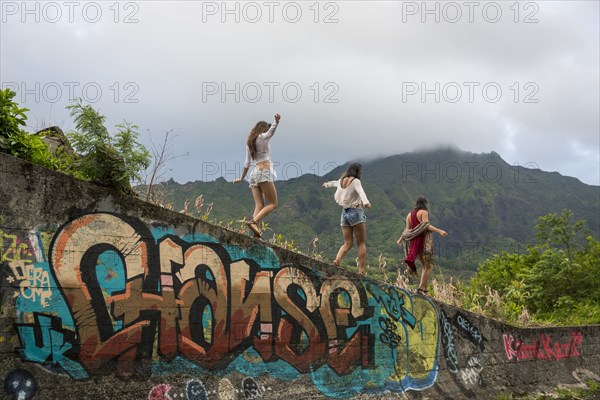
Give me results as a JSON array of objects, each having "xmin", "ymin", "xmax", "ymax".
[{"xmin": 1, "ymin": 152, "xmax": 599, "ymax": 400}]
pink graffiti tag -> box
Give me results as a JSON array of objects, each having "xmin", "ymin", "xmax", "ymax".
[{"xmin": 502, "ymin": 331, "xmax": 583, "ymax": 362}]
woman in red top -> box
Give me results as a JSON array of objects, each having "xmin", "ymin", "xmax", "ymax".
[{"xmin": 398, "ymin": 196, "xmax": 448, "ymax": 295}]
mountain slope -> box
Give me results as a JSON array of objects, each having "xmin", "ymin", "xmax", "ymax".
[{"xmin": 159, "ymin": 148, "xmax": 599, "ymax": 275}]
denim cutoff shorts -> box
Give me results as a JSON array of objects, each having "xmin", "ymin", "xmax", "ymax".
[
  {"xmin": 248, "ymin": 167, "xmax": 274, "ymax": 188},
  {"xmin": 340, "ymin": 207, "xmax": 366, "ymax": 227}
]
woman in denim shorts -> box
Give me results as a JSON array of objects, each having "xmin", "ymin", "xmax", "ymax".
[
  {"xmin": 323, "ymin": 163, "xmax": 372, "ymax": 274},
  {"xmin": 233, "ymin": 114, "xmax": 281, "ymax": 238}
]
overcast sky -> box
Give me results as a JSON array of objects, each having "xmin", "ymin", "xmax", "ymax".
[{"xmin": 2, "ymin": 1, "xmax": 599, "ymax": 185}]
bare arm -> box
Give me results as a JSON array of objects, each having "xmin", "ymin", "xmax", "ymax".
[
  {"xmin": 259, "ymin": 114, "xmax": 281, "ymax": 140},
  {"xmin": 419, "ymin": 210, "xmax": 448, "ymax": 237},
  {"xmin": 397, "ymin": 214, "xmax": 411, "ymax": 245},
  {"xmin": 233, "ymin": 146, "xmax": 251, "ymax": 183},
  {"xmin": 233, "ymin": 166, "xmax": 249, "ymax": 183}
]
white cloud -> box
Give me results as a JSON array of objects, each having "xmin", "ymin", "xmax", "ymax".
[{"xmin": 1, "ymin": 0, "xmax": 598, "ymax": 185}]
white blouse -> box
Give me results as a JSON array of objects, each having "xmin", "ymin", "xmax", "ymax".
[
  {"xmin": 244, "ymin": 121, "xmax": 278, "ymax": 168},
  {"xmin": 323, "ymin": 178, "xmax": 370, "ymax": 208}
]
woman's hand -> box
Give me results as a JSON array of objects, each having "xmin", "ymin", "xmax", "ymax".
[
  {"xmin": 274, "ymin": 113, "xmax": 281, "ymax": 123},
  {"xmin": 438, "ymin": 229, "xmax": 448, "ymax": 237},
  {"xmin": 364, "ymin": 202, "xmax": 372, "ymax": 209},
  {"xmin": 396, "ymin": 238, "xmax": 402, "ymax": 246},
  {"xmin": 232, "ymin": 178, "xmax": 243, "ymax": 184}
]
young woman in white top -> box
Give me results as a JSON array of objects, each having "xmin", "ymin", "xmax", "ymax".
[
  {"xmin": 233, "ymin": 113, "xmax": 281, "ymax": 238},
  {"xmin": 322, "ymin": 163, "xmax": 372, "ymax": 274}
]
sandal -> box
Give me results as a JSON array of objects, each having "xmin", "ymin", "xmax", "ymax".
[
  {"xmin": 246, "ymin": 220, "xmax": 262, "ymax": 238},
  {"xmin": 417, "ymin": 288, "xmax": 429, "ymax": 296}
]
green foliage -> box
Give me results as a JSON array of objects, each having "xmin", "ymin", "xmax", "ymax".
[
  {"xmin": 0, "ymin": 89, "xmax": 27, "ymax": 141},
  {"xmin": 587, "ymin": 380, "xmax": 600, "ymax": 391},
  {"xmin": 555, "ymin": 384, "xmax": 600, "ymax": 400},
  {"xmin": 497, "ymin": 380, "xmax": 600, "ymax": 400},
  {"xmin": 0, "ymin": 89, "xmax": 58, "ymax": 168},
  {"xmin": 0, "ymin": 92, "xmax": 150, "ymax": 191},
  {"xmin": 535, "ymin": 209, "xmax": 588, "ymax": 258},
  {"xmin": 269, "ymin": 233, "xmax": 302, "ymax": 253},
  {"xmin": 67, "ymin": 100, "xmax": 150, "ymax": 192},
  {"xmin": 470, "ymin": 248, "xmax": 540, "ymax": 294},
  {"xmin": 467, "ymin": 211, "xmax": 600, "ymax": 326}
]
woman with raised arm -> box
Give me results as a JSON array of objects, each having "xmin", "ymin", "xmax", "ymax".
[
  {"xmin": 397, "ymin": 196, "xmax": 448, "ymax": 296},
  {"xmin": 233, "ymin": 113, "xmax": 281, "ymax": 238},
  {"xmin": 323, "ymin": 163, "xmax": 372, "ymax": 275}
]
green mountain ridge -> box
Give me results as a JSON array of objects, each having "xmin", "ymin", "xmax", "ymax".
[{"xmin": 156, "ymin": 148, "xmax": 599, "ymax": 276}]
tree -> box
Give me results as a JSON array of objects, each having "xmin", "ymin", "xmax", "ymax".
[
  {"xmin": 137, "ymin": 129, "xmax": 188, "ymax": 205},
  {"xmin": 67, "ymin": 100, "xmax": 150, "ymax": 193},
  {"xmin": 535, "ymin": 209, "xmax": 588, "ymax": 259},
  {"xmin": 468, "ymin": 210, "xmax": 600, "ymax": 325}
]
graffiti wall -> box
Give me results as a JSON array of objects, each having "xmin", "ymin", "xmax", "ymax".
[
  {"xmin": 1, "ymin": 212, "xmax": 439, "ymax": 398},
  {"xmin": 1, "ymin": 152, "xmax": 599, "ymax": 399}
]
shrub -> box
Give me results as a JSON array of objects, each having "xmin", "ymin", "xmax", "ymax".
[{"xmin": 0, "ymin": 89, "xmax": 57, "ymax": 168}]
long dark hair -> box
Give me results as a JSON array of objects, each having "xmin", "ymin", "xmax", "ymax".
[
  {"xmin": 415, "ymin": 196, "xmax": 428, "ymax": 211},
  {"xmin": 341, "ymin": 163, "xmax": 362, "ymax": 180},
  {"xmin": 246, "ymin": 121, "xmax": 271, "ymax": 160}
]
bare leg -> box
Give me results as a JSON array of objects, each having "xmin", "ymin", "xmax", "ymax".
[
  {"xmin": 250, "ymin": 186, "xmax": 265, "ymax": 220},
  {"xmin": 335, "ymin": 226, "xmax": 354, "ymax": 265},
  {"xmin": 418, "ymin": 254, "xmax": 433, "ymax": 292},
  {"xmin": 252, "ymin": 181, "xmax": 278, "ymax": 223},
  {"xmin": 353, "ymin": 222, "xmax": 367, "ymax": 274}
]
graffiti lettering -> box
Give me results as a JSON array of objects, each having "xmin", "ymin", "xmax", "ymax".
[
  {"xmin": 440, "ymin": 311, "xmax": 459, "ymax": 374},
  {"xmin": 11, "ymin": 212, "xmax": 440, "ymax": 397},
  {"xmin": 17, "ymin": 313, "xmax": 88, "ymax": 379},
  {"xmin": 44, "ymin": 213, "xmax": 373, "ymax": 375},
  {"xmin": 454, "ymin": 312, "xmax": 486, "ymax": 351},
  {"xmin": 459, "ymin": 356, "xmax": 483, "ymax": 386},
  {"xmin": 379, "ymin": 317, "xmax": 402, "ymax": 349},
  {"xmin": 502, "ymin": 331, "xmax": 583, "ymax": 362},
  {"xmin": 366, "ymin": 283, "xmax": 416, "ymax": 327},
  {"xmin": 9, "ymin": 261, "xmax": 52, "ymax": 306},
  {"xmin": 0, "ymin": 231, "xmax": 32, "ymax": 262}
]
